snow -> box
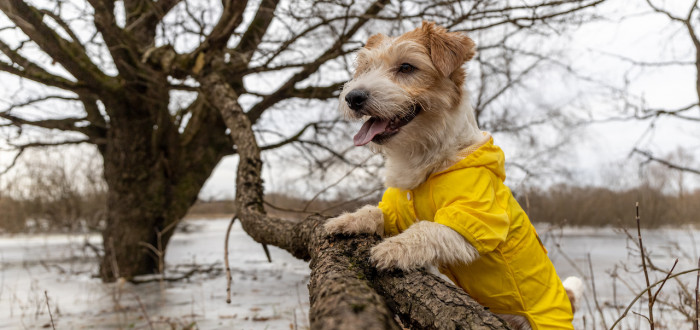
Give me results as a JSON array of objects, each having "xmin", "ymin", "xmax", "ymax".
[
  {"xmin": 0, "ymin": 219, "xmax": 310, "ymax": 329},
  {"xmin": 1, "ymin": 219, "xmax": 698, "ymax": 329}
]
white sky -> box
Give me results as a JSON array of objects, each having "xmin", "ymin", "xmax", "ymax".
[
  {"xmin": 1, "ymin": 0, "xmax": 699, "ymax": 200},
  {"xmin": 200, "ymin": 0, "xmax": 700, "ymax": 199},
  {"xmin": 561, "ymin": 0, "xmax": 700, "ymax": 189}
]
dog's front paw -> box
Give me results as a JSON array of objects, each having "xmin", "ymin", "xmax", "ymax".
[
  {"xmin": 370, "ymin": 236, "xmax": 429, "ymax": 271},
  {"xmin": 324, "ymin": 205, "xmax": 384, "ymax": 236}
]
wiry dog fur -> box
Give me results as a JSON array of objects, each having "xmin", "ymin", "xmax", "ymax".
[
  {"xmin": 325, "ymin": 22, "xmax": 579, "ymax": 330},
  {"xmin": 337, "ymin": 24, "xmax": 482, "ymax": 189}
]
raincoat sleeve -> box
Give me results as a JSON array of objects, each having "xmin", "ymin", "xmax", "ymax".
[
  {"xmin": 432, "ymin": 168, "xmax": 510, "ymax": 255},
  {"xmin": 377, "ymin": 188, "xmax": 400, "ymax": 237}
]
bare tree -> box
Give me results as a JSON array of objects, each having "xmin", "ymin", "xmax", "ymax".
[
  {"xmin": 0, "ymin": 0, "xmax": 379, "ymax": 282},
  {"xmin": 0, "ymin": 0, "xmax": 606, "ymax": 284},
  {"xmin": 0, "ymin": 0, "xmax": 610, "ymax": 327}
]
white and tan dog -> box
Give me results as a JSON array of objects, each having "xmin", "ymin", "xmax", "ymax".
[{"xmin": 325, "ymin": 22, "xmax": 581, "ymax": 330}]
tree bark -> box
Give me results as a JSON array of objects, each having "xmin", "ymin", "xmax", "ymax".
[
  {"xmin": 200, "ymin": 71, "xmax": 510, "ymax": 329},
  {"xmin": 99, "ymin": 89, "xmax": 231, "ymax": 281}
]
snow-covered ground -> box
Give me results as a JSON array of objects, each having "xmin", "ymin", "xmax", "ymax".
[
  {"xmin": 0, "ymin": 219, "xmax": 310, "ymax": 329},
  {"xmin": 0, "ymin": 219, "xmax": 697, "ymax": 329}
]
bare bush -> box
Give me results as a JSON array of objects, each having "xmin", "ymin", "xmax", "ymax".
[
  {"xmin": 0, "ymin": 191, "xmax": 27, "ymax": 233},
  {"xmin": 0, "ymin": 147, "xmax": 106, "ymax": 233}
]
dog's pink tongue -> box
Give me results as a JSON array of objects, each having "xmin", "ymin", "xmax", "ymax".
[{"xmin": 354, "ymin": 117, "xmax": 390, "ymax": 146}]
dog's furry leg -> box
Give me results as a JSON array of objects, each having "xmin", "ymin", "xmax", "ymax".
[
  {"xmin": 371, "ymin": 221, "xmax": 479, "ymax": 270},
  {"xmin": 324, "ymin": 205, "xmax": 384, "ymax": 236},
  {"xmin": 495, "ymin": 314, "xmax": 532, "ymax": 330},
  {"xmin": 563, "ymin": 276, "xmax": 584, "ymax": 314}
]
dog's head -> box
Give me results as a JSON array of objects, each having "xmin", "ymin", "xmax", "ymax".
[{"xmin": 339, "ymin": 21, "xmax": 476, "ymax": 149}]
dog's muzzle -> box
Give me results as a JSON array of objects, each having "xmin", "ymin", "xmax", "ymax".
[{"xmin": 345, "ymin": 89, "xmax": 370, "ymax": 113}]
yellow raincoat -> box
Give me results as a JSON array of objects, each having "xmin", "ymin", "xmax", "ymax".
[{"xmin": 378, "ymin": 135, "xmax": 573, "ymax": 329}]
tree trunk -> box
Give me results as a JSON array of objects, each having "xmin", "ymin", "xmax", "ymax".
[
  {"xmin": 99, "ymin": 176, "xmax": 183, "ymax": 281},
  {"xmin": 98, "ymin": 92, "xmax": 231, "ymax": 282}
]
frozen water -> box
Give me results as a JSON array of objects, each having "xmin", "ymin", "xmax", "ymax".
[
  {"xmin": 0, "ymin": 219, "xmax": 697, "ymax": 329},
  {"xmin": 537, "ymin": 224, "xmax": 699, "ymax": 329},
  {"xmin": 0, "ymin": 219, "xmax": 310, "ymax": 329}
]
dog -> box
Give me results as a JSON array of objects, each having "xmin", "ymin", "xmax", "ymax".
[{"xmin": 324, "ymin": 22, "xmax": 582, "ymax": 330}]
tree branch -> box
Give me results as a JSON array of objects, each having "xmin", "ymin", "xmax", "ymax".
[
  {"xmin": 643, "ymin": 0, "xmax": 700, "ymax": 108},
  {"xmin": 0, "ymin": 39, "xmax": 82, "ymax": 92},
  {"xmin": 0, "ymin": 108, "xmax": 105, "ymax": 143},
  {"xmin": 255, "ymin": 15, "xmax": 361, "ymax": 69},
  {"xmin": 231, "ymin": 0, "xmax": 280, "ymax": 66},
  {"xmin": 1, "ymin": 95, "xmax": 79, "ymax": 113},
  {"xmin": 0, "ymin": 113, "xmax": 84, "ymax": 131},
  {"xmin": 38, "ymin": 9, "xmax": 86, "ymax": 52},
  {"xmin": 632, "ymin": 148, "xmax": 700, "ymax": 175},
  {"xmin": 246, "ymin": 0, "xmax": 390, "ymax": 124},
  {"xmin": 125, "ymin": 0, "xmax": 182, "ymax": 47},
  {"xmin": 87, "ymin": 0, "xmax": 147, "ymax": 81},
  {"xmin": 78, "ymin": 95, "xmax": 107, "ymax": 129},
  {"xmin": 0, "ymin": 139, "xmax": 91, "ymax": 175},
  {"xmin": 644, "ymin": 0, "xmax": 686, "ymax": 23},
  {"xmin": 0, "ymin": 0, "xmax": 116, "ymax": 92},
  {"xmin": 198, "ymin": 0, "xmax": 249, "ymax": 52},
  {"xmin": 245, "ymin": 47, "xmax": 359, "ymax": 75},
  {"xmin": 259, "ymin": 120, "xmax": 338, "ymax": 151}
]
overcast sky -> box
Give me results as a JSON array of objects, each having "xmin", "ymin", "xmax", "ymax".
[
  {"xmin": 1, "ymin": 0, "xmax": 698, "ymax": 200},
  {"xmin": 194, "ymin": 0, "xmax": 700, "ymax": 199}
]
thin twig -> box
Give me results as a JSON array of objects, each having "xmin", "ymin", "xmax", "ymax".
[
  {"xmin": 129, "ymin": 262, "xmax": 221, "ymax": 284},
  {"xmin": 611, "ymin": 265, "xmax": 621, "ymax": 314},
  {"xmin": 650, "ymin": 259, "xmax": 678, "ymax": 307},
  {"xmin": 636, "ymin": 202, "xmax": 654, "ymax": 329},
  {"xmin": 695, "ymin": 257, "xmax": 699, "ymax": 330},
  {"xmin": 44, "ymin": 291, "xmax": 55, "ymax": 330},
  {"xmin": 301, "ymin": 154, "xmax": 374, "ymax": 212},
  {"xmin": 109, "ymin": 237, "xmax": 120, "ymax": 279},
  {"xmin": 133, "ymin": 293, "xmax": 154, "ymax": 330},
  {"xmin": 632, "ymin": 149, "xmax": 700, "ymax": 175},
  {"xmin": 610, "ymin": 267, "xmax": 700, "ymax": 329},
  {"xmin": 317, "ymin": 185, "xmax": 384, "ymax": 214},
  {"xmin": 224, "ymin": 213, "xmax": 237, "ymax": 304},
  {"xmin": 261, "ymin": 244, "xmax": 272, "ymax": 263},
  {"xmin": 631, "ymin": 311, "xmax": 651, "ymax": 324},
  {"xmin": 588, "ymin": 253, "xmax": 608, "ymax": 329}
]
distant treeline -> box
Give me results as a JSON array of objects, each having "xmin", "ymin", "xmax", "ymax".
[
  {"xmin": 516, "ymin": 184, "xmax": 700, "ymax": 228},
  {"xmin": 2, "ymin": 183, "xmax": 698, "ymax": 234},
  {"xmin": 186, "ymin": 192, "xmax": 378, "ymax": 221},
  {"xmin": 0, "ymin": 191, "xmax": 105, "ymax": 233}
]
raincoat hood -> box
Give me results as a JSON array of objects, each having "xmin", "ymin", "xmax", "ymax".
[{"xmin": 432, "ymin": 134, "xmax": 506, "ymax": 182}]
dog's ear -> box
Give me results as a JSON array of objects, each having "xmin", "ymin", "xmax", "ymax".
[
  {"xmin": 421, "ymin": 21, "xmax": 476, "ymax": 77},
  {"xmin": 365, "ymin": 33, "xmax": 387, "ymax": 49}
]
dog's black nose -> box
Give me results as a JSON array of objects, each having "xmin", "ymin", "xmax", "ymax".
[{"xmin": 345, "ymin": 89, "xmax": 369, "ymax": 111}]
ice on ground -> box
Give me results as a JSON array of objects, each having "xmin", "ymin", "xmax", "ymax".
[
  {"xmin": 0, "ymin": 219, "xmax": 698, "ymax": 329},
  {"xmin": 536, "ymin": 224, "xmax": 699, "ymax": 329},
  {"xmin": 0, "ymin": 219, "xmax": 310, "ymax": 329}
]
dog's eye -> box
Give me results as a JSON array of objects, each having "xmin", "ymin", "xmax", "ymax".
[{"xmin": 398, "ymin": 63, "xmax": 415, "ymax": 73}]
